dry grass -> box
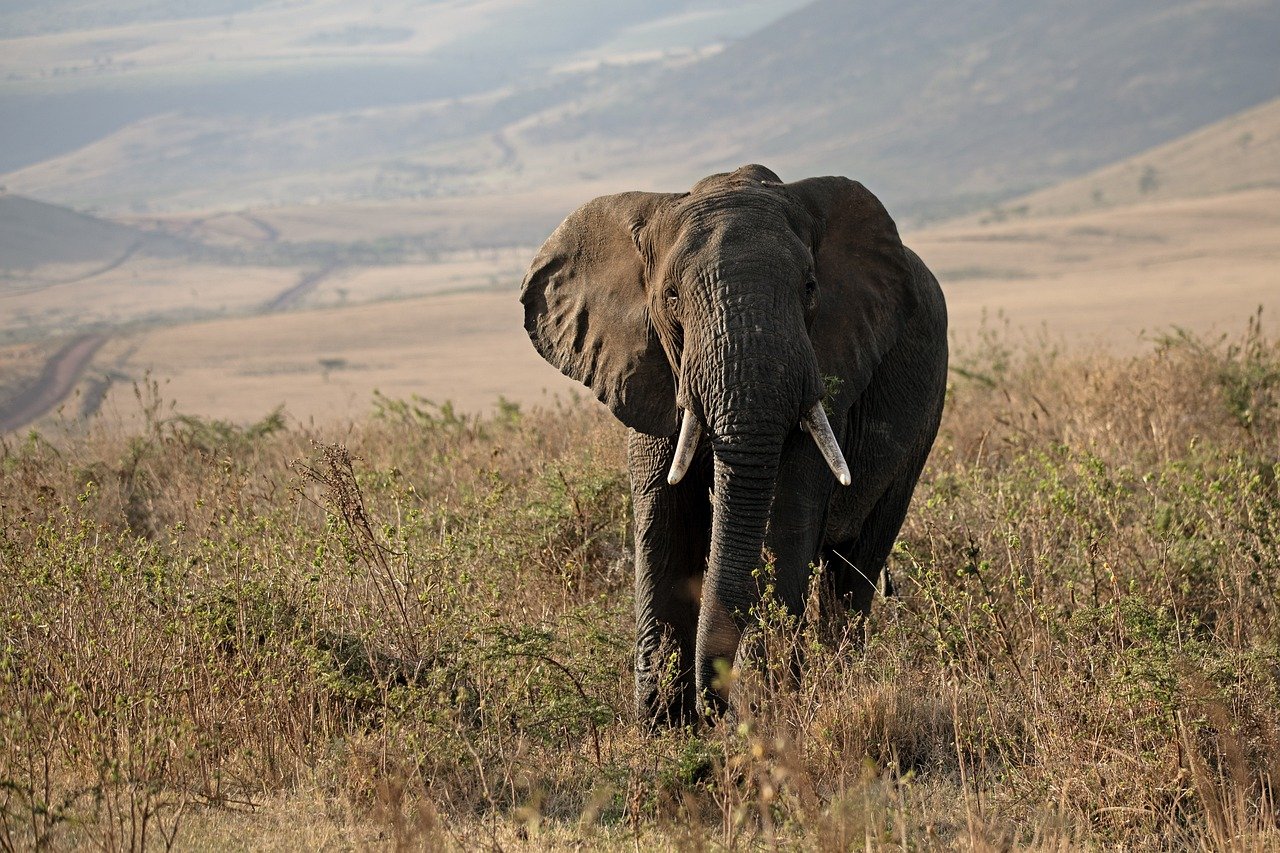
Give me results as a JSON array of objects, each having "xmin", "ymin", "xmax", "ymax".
[
  {"xmin": 5, "ymin": 169, "xmax": 1276, "ymax": 431},
  {"xmin": 87, "ymin": 290, "xmax": 586, "ymax": 428},
  {"xmin": 0, "ymin": 341, "xmax": 54, "ymax": 402},
  {"xmin": 914, "ymin": 187, "xmax": 1280, "ymax": 347},
  {"xmin": 0, "ymin": 257, "xmax": 298, "ymax": 342},
  {"xmin": 2, "ymin": 313, "xmax": 1279, "ymax": 850}
]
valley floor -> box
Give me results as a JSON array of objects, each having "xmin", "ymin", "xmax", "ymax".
[{"xmin": 2, "ymin": 186, "xmax": 1278, "ymax": 433}]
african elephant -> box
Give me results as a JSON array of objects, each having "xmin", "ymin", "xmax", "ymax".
[{"xmin": 521, "ymin": 164, "xmax": 947, "ymax": 725}]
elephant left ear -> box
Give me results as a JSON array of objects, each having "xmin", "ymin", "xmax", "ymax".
[
  {"xmin": 521, "ymin": 191, "xmax": 682, "ymax": 436},
  {"xmin": 784, "ymin": 176, "xmax": 918, "ymax": 402}
]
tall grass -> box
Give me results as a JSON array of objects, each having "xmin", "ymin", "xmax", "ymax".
[{"xmin": 1, "ymin": 314, "xmax": 1277, "ymax": 850}]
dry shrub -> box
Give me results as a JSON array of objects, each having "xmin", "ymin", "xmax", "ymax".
[{"xmin": 1, "ymin": 315, "xmax": 1277, "ymax": 849}]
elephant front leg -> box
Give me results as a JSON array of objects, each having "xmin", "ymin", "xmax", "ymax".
[
  {"xmin": 764, "ymin": 426, "xmax": 839, "ymax": 613},
  {"xmin": 629, "ymin": 431, "xmax": 711, "ymax": 728}
]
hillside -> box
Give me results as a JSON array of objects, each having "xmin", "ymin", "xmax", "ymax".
[
  {"xmin": 4, "ymin": 118, "xmax": 1278, "ymax": 430},
  {"xmin": 4, "ymin": 0, "xmax": 1277, "ymax": 221},
  {"xmin": 0, "ymin": 0, "xmax": 807, "ymax": 189},
  {"xmin": 0, "ymin": 193, "xmax": 143, "ymax": 272},
  {"xmin": 989, "ymin": 96, "xmax": 1280, "ymax": 219},
  {"xmin": 3, "ymin": 0, "xmax": 1279, "ymax": 430},
  {"xmin": 522, "ymin": 0, "xmax": 1280, "ymax": 220},
  {"xmin": 0, "ymin": 0, "xmax": 271, "ymax": 38},
  {"xmin": 70, "ymin": 186, "xmax": 1273, "ymax": 427}
]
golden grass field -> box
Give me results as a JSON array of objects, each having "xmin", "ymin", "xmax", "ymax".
[
  {"xmin": 7, "ymin": 8, "xmax": 1280, "ymax": 848},
  {"xmin": 0, "ymin": 257, "xmax": 298, "ymax": 341},
  {"xmin": 918, "ymin": 188, "xmax": 1280, "ymax": 341},
  {"xmin": 3, "ymin": 84, "xmax": 1280, "ymax": 853},
  {"xmin": 87, "ymin": 289, "xmax": 583, "ymax": 429},
  {"xmin": 0, "ymin": 339, "xmax": 54, "ymax": 402},
  {"xmin": 3, "ymin": 315, "xmax": 1278, "ymax": 849}
]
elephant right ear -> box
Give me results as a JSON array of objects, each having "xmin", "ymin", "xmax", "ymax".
[{"xmin": 521, "ymin": 191, "xmax": 681, "ymax": 436}]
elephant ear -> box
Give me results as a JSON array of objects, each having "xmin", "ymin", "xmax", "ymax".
[
  {"xmin": 785, "ymin": 176, "xmax": 917, "ymax": 403},
  {"xmin": 521, "ymin": 191, "xmax": 681, "ymax": 436}
]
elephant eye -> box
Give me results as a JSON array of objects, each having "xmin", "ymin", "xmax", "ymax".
[
  {"xmin": 804, "ymin": 273, "xmax": 818, "ymax": 294},
  {"xmin": 664, "ymin": 287, "xmax": 679, "ymax": 307}
]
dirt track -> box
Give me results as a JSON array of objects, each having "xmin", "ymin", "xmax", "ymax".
[
  {"xmin": 262, "ymin": 265, "xmax": 338, "ymax": 312},
  {"xmin": 0, "ymin": 334, "xmax": 108, "ymax": 433}
]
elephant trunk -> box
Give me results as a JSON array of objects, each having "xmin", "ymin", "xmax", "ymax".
[
  {"xmin": 688, "ymin": 305, "xmax": 822, "ymax": 713},
  {"xmin": 695, "ymin": 441, "xmax": 780, "ymax": 712}
]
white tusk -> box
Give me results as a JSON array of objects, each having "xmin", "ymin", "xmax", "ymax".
[
  {"xmin": 802, "ymin": 402, "xmax": 852, "ymax": 486},
  {"xmin": 667, "ymin": 409, "xmax": 702, "ymax": 485}
]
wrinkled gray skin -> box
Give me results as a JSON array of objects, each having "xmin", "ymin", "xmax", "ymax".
[{"xmin": 521, "ymin": 165, "xmax": 948, "ymax": 726}]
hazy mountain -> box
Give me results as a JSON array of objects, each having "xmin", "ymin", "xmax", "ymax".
[
  {"xmin": 0, "ymin": 0, "xmax": 271, "ymax": 38},
  {"xmin": 0, "ymin": 0, "xmax": 809, "ymax": 175},
  {"xmin": 2, "ymin": 0, "xmax": 1277, "ymax": 224},
  {"xmin": 524, "ymin": 0, "xmax": 1280, "ymax": 220}
]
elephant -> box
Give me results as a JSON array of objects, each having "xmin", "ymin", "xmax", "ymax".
[{"xmin": 521, "ymin": 164, "xmax": 948, "ymax": 725}]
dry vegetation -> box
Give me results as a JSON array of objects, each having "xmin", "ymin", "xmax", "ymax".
[
  {"xmin": 0, "ymin": 342, "xmax": 54, "ymax": 403},
  {"xmin": 0, "ymin": 258, "xmax": 299, "ymax": 343},
  {"xmin": 85, "ymin": 290, "xmax": 585, "ymax": 428},
  {"xmin": 2, "ymin": 314, "xmax": 1279, "ymax": 850}
]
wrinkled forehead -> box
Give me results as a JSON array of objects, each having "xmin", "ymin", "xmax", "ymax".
[
  {"xmin": 689, "ymin": 164, "xmax": 781, "ymax": 192},
  {"xmin": 661, "ymin": 183, "xmax": 811, "ymax": 262}
]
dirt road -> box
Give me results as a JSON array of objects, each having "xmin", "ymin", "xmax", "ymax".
[
  {"xmin": 0, "ymin": 334, "xmax": 108, "ymax": 433},
  {"xmin": 262, "ymin": 265, "xmax": 338, "ymax": 312}
]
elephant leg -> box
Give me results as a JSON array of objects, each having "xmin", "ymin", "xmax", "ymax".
[
  {"xmin": 765, "ymin": 427, "xmax": 838, "ymax": 613},
  {"xmin": 825, "ymin": 460, "xmax": 924, "ymax": 619},
  {"xmin": 629, "ymin": 430, "xmax": 711, "ymax": 728}
]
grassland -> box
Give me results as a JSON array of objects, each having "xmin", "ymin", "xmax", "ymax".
[
  {"xmin": 54, "ymin": 184, "xmax": 1273, "ymax": 430},
  {"xmin": 5, "ymin": 63, "xmax": 1279, "ymax": 433},
  {"xmin": 0, "ymin": 339, "xmax": 57, "ymax": 403},
  {"xmin": 0, "ymin": 256, "xmax": 298, "ymax": 343},
  {"xmin": 920, "ymin": 187, "xmax": 1280, "ymax": 343},
  {"xmin": 2, "ymin": 315, "xmax": 1278, "ymax": 849},
  {"xmin": 83, "ymin": 290, "xmax": 584, "ymax": 429},
  {"xmin": 3, "ymin": 97, "xmax": 1278, "ymax": 433},
  {"xmin": 0, "ymin": 194, "xmax": 142, "ymax": 273}
]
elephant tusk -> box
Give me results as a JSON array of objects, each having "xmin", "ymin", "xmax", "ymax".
[
  {"xmin": 802, "ymin": 402, "xmax": 852, "ymax": 486},
  {"xmin": 667, "ymin": 409, "xmax": 702, "ymax": 485}
]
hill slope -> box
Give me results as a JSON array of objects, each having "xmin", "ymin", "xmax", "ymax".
[
  {"xmin": 989, "ymin": 96, "xmax": 1280, "ymax": 219},
  {"xmin": 519, "ymin": 0, "xmax": 1280, "ymax": 220},
  {"xmin": 0, "ymin": 193, "xmax": 143, "ymax": 272},
  {"xmin": 5, "ymin": 0, "xmax": 1278, "ymax": 220},
  {"xmin": 58, "ymin": 185, "xmax": 1273, "ymax": 428},
  {"xmin": 0, "ymin": 0, "xmax": 807, "ymax": 184}
]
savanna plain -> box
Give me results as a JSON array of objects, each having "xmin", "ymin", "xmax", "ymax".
[
  {"xmin": 3, "ymin": 141, "xmax": 1280, "ymax": 850},
  {"xmin": 3, "ymin": 311, "xmax": 1279, "ymax": 849}
]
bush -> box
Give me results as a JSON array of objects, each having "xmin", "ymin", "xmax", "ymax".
[{"xmin": 1, "ymin": 317, "xmax": 1278, "ymax": 848}]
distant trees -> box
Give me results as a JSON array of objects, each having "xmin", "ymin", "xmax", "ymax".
[{"xmin": 1139, "ymin": 165, "xmax": 1160, "ymax": 194}]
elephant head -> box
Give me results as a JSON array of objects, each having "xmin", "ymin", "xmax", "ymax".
[{"xmin": 521, "ymin": 164, "xmax": 917, "ymax": 711}]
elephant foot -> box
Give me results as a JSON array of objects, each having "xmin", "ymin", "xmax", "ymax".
[{"xmin": 636, "ymin": 637, "xmax": 698, "ymax": 729}]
